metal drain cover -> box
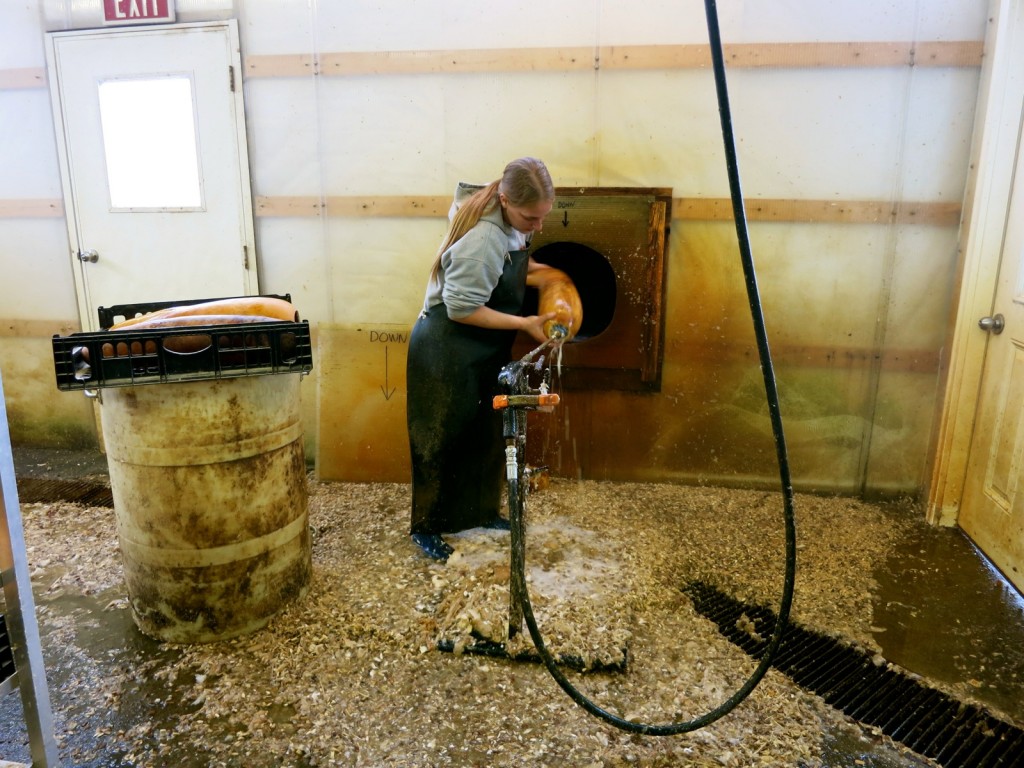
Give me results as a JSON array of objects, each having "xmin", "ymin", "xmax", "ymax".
[
  {"xmin": 16, "ymin": 477, "xmax": 113, "ymax": 507},
  {"xmin": 684, "ymin": 581, "xmax": 1024, "ymax": 768}
]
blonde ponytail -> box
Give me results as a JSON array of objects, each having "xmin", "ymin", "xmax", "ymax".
[
  {"xmin": 429, "ymin": 157, "xmax": 554, "ymax": 281},
  {"xmin": 429, "ymin": 181, "xmax": 500, "ymax": 281}
]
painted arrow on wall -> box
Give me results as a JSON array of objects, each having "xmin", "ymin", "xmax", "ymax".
[{"xmin": 381, "ymin": 346, "xmax": 397, "ymax": 400}]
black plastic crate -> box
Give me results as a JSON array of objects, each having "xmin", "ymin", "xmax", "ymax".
[{"xmin": 52, "ymin": 295, "xmax": 313, "ymax": 390}]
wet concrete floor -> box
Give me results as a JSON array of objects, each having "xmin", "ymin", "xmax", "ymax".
[
  {"xmin": 3, "ymin": 446, "xmax": 1024, "ymax": 766},
  {"xmin": 871, "ymin": 511, "xmax": 1024, "ymax": 721}
]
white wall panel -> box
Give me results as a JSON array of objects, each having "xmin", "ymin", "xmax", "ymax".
[
  {"xmin": 244, "ymin": 79, "xmax": 322, "ymax": 194},
  {"xmin": 313, "ymin": 0, "xmax": 601, "ymax": 51},
  {"xmin": 253, "ymin": 217, "xmax": 331, "ymax": 318},
  {"xmin": 867, "ymin": 370, "xmax": 942, "ymax": 489},
  {"xmin": 742, "ymin": 224, "xmax": 890, "ymax": 349},
  {"xmin": 236, "ymin": 0, "xmax": 314, "ymax": 54},
  {"xmin": 597, "ymin": 0, "xmax": 710, "ymax": 44},
  {"xmin": 437, "ymin": 72, "xmax": 598, "ymax": 188},
  {"xmin": 0, "ymin": 91, "xmax": 62, "ymax": 197},
  {"xmin": 910, "ymin": 1, "xmax": 989, "ymax": 41},
  {"xmin": 594, "ymin": 67, "xmax": 921, "ymax": 200},
  {"xmin": 728, "ymin": 70, "xmax": 911, "ymax": 200},
  {"xmin": 884, "ymin": 226, "xmax": 961, "ymax": 349},
  {"xmin": 326, "ymin": 219, "xmax": 446, "ymax": 324},
  {"xmin": 2, "ymin": 3, "xmax": 46, "ymax": 65},
  {"xmin": 900, "ymin": 68, "xmax": 981, "ymax": 200},
  {"xmin": 298, "ymin": 1, "xmax": 988, "ymax": 50},
  {"xmin": 318, "ymin": 76, "xmax": 446, "ymax": 195},
  {"xmin": 596, "ymin": 69, "xmax": 723, "ymax": 192},
  {"xmin": 0, "ymin": 220, "xmax": 77, "ymax": 320},
  {"xmin": 700, "ymin": 0, "xmax": 984, "ymax": 43}
]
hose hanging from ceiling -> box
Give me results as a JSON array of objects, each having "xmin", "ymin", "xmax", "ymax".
[{"xmin": 504, "ymin": 0, "xmax": 798, "ymax": 735}]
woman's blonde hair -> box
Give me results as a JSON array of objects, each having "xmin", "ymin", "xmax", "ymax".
[{"xmin": 430, "ymin": 157, "xmax": 554, "ymax": 280}]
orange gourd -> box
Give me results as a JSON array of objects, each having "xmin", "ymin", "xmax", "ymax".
[
  {"xmin": 110, "ymin": 313, "xmax": 284, "ymax": 333},
  {"xmin": 109, "ymin": 297, "xmax": 297, "ymax": 330},
  {"xmin": 527, "ymin": 266, "xmax": 583, "ymax": 341}
]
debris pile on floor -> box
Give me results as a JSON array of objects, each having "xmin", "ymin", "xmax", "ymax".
[{"xmin": 435, "ymin": 519, "xmax": 633, "ymax": 669}]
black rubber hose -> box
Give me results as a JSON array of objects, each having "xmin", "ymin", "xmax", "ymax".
[{"xmin": 509, "ymin": 0, "xmax": 798, "ymax": 735}]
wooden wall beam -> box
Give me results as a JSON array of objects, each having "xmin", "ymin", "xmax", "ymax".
[
  {"xmin": 318, "ymin": 47, "xmax": 595, "ymax": 76},
  {"xmin": 1, "ymin": 195, "xmax": 960, "ymax": 226},
  {"xmin": 0, "ymin": 319, "xmax": 79, "ymax": 337},
  {"xmin": 243, "ymin": 41, "xmax": 982, "ymax": 78},
  {"xmin": 677, "ymin": 198, "xmax": 962, "ymax": 226},
  {"xmin": 1, "ymin": 41, "xmax": 984, "ymax": 90},
  {"xmin": 243, "ymin": 54, "xmax": 316, "ymax": 78},
  {"xmin": 6, "ymin": 195, "xmax": 958, "ymax": 225},
  {"xmin": 675, "ymin": 341, "xmax": 941, "ymax": 374},
  {"xmin": 253, "ymin": 195, "xmax": 961, "ymax": 226},
  {"xmin": 0, "ymin": 200, "xmax": 64, "ymax": 218},
  {"xmin": 0, "ymin": 67, "xmax": 46, "ymax": 89}
]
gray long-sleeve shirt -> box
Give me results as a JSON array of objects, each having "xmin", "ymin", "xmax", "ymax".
[{"xmin": 421, "ymin": 182, "xmax": 529, "ymax": 319}]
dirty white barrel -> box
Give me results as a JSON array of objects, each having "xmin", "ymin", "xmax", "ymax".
[{"xmin": 100, "ymin": 374, "xmax": 311, "ymax": 643}]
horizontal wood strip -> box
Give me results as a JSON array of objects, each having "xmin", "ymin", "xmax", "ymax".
[
  {"xmin": 2, "ymin": 41, "xmax": 983, "ymax": 91},
  {"xmin": 0, "ymin": 67, "xmax": 46, "ymax": 89},
  {"xmin": 675, "ymin": 341, "xmax": 941, "ymax": 374},
  {"xmin": 244, "ymin": 41, "xmax": 981, "ymax": 78},
  {"xmin": 3, "ymin": 195, "xmax": 961, "ymax": 226},
  {"xmin": 677, "ymin": 198, "xmax": 962, "ymax": 226},
  {"xmin": 0, "ymin": 199, "xmax": 65, "ymax": 218},
  {"xmin": 254, "ymin": 195, "xmax": 961, "ymax": 226},
  {"xmin": 243, "ymin": 53, "xmax": 316, "ymax": 78},
  {"xmin": 913, "ymin": 40, "xmax": 986, "ymax": 67},
  {"xmin": 319, "ymin": 47, "xmax": 596, "ymax": 75},
  {"xmin": 0, "ymin": 319, "xmax": 80, "ymax": 337},
  {"xmin": 254, "ymin": 195, "xmax": 450, "ymax": 217},
  {"xmin": 608, "ymin": 40, "xmax": 984, "ymax": 69}
]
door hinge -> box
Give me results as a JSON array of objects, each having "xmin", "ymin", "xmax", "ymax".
[
  {"xmin": 242, "ymin": 245, "xmax": 249, "ymax": 269},
  {"xmin": 229, "ymin": 66, "xmax": 235, "ymax": 92}
]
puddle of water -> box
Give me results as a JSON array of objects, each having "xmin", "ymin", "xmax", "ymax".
[
  {"xmin": 819, "ymin": 727, "xmax": 935, "ymax": 768},
  {"xmin": 871, "ymin": 517, "xmax": 1024, "ymax": 722}
]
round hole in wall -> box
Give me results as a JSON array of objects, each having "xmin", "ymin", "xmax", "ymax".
[{"xmin": 527, "ymin": 242, "xmax": 616, "ymax": 340}]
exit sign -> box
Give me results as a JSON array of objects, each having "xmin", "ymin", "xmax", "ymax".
[{"xmin": 103, "ymin": 0, "xmax": 176, "ymax": 26}]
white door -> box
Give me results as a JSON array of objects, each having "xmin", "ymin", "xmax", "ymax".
[
  {"xmin": 46, "ymin": 21, "xmax": 258, "ymax": 331},
  {"xmin": 960, "ymin": 100, "xmax": 1024, "ymax": 595}
]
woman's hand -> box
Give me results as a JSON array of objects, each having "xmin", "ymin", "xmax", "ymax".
[
  {"xmin": 520, "ymin": 312, "xmax": 558, "ymax": 344},
  {"xmin": 453, "ymin": 306, "xmax": 556, "ymax": 343}
]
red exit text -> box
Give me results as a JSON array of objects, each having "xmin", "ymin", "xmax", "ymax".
[{"xmin": 103, "ymin": 0, "xmax": 175, "ymax": 25}]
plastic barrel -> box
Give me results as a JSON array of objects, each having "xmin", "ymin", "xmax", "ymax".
[{"xmin": 100, "ymin": 374, "xmax": 311, "ymax": 643}]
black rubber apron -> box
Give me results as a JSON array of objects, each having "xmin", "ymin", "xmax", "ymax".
[{"xmin": 407, "ymin": 249, "xmax": 530, "ymax": 534}]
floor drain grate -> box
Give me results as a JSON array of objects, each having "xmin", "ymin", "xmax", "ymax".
[
  {"xmin": 0, "ymin": 614, "xmax": 16, "ymax": 688},
  {"xmin": 16, "ymin": 477, "xmax": 113, "ymax": 507},
  {"xmin": 684, "ymin": 581, "xmax": 1024, "ymax": 768}
]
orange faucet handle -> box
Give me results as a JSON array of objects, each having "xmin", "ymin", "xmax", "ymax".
[{"xmin": 493, "ymin": 393, "xmax": 560, "ymax": 410}]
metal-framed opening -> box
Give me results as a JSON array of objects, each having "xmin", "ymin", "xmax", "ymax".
[{"xmin": 516, "ymin": 187, "xmax": 671, "ymax": 391}]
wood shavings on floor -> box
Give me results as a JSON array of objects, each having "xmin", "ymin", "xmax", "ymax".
[
  {"xmin": 2, "ymin": 478, "xmax": 937, "ymax": 767},
  {"xmin": 435, "ymin": 518, "xmax": 633, "ymax": 668}
]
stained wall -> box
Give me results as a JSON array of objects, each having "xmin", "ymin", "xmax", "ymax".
[{"xmin": 0, "ymin": 1, "xmax": 989, "ymax": 496}]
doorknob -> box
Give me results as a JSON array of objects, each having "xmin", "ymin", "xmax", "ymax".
[
  {"xmin": 77, "ymin": 249, "xmax": 98, "ymax": 263},
  {"xmin": 978, "ymin": 314, "xmax": 1005, "ymax": 334}
]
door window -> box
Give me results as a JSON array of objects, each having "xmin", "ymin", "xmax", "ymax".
[{"xmin": 98, "ymin": 75, "xmax": 203, "ymax": 210}]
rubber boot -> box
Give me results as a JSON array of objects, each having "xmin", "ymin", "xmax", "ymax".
[{"xmin": 411, "ymin": 533, "xmax": 454, "ymax": 562}]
